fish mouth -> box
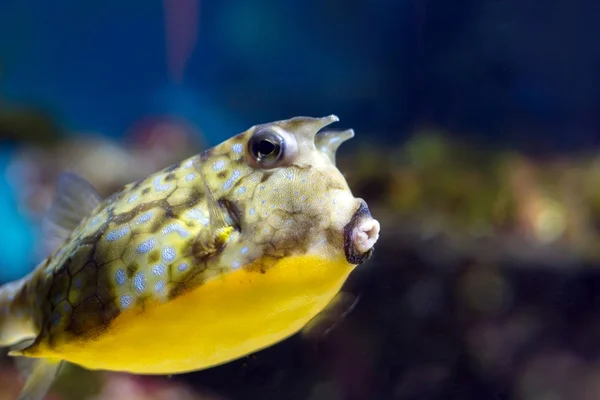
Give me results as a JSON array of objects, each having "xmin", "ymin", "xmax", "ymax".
[{"xmin": 343, "ymin": 201, "xmax": 380, "ymax": 265}]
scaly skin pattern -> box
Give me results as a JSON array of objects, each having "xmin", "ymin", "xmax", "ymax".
[{"xmin": 4, "ymin": 116, "xmax": 370, "ymax": 374}]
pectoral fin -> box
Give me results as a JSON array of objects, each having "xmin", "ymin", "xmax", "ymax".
[
  {"xmin": 16, "ymin": 358, "xmax": 64, "ymax": 400},
  {"xmin": 301, "ymin": 292, "xmax": 360, "ymax": 339},
  {"xmin": 192, "ymin": 156, "xmax": 231, "ymax": 235},
  {"xmin": 192, "ymin": 156, "xmax": 236, "ymax": 256}
]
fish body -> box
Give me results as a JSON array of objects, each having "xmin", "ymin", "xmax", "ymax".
[{"xmin": 0, "ymin": 115, "xmax": 380, "ymax": 399}]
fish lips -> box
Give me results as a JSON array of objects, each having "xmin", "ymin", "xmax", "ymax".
[{"xmin": 343, "ymin": 201, "xmax": 376, "ymax": 265}]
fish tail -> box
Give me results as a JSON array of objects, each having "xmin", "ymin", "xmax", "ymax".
[
  {"xmin": 0, "ymin": 274, "xmax": 35, "ymax": 347},
  {"xmin": 0, "ymin": 270, "xmax": 65, "ymax": 400}
]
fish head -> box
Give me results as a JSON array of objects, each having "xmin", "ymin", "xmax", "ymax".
[{"xmin": 196, "ymin": 115, "xmax": 380, "ymax": 268}]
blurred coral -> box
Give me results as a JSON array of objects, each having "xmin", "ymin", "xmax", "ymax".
[{"xmin": 5, "ymin": 117, "xmax": 202, "ymax": 220}]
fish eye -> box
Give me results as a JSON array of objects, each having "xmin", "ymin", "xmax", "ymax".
[{"xmin": 247, "ymin": 128, "xmax": 297, "ymax": 168}]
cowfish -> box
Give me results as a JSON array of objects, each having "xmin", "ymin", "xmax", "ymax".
[{"xmin": 0, "ymin": 115, "xmax": 380, "ymax": 400}]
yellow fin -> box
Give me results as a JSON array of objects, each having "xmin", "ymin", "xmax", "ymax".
[
  {"xmin": 301, "ymin": 291, "xmax": 360, "ymax": 339},
  {"xmin": 16, "ymin": 358, "xmax": 64, "ymax": 400}
]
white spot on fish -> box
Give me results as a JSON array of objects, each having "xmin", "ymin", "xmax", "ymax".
[
  {"xmin": 162, "ymin": 223, "xmax": 190, "ymax": 237},
  {"xmin": 133, "ymin": 272, "xmax": 146, "ymax": 292},
  {"xmin": 285, "ymin": 170, "xmax": 294, "ymax": 180},
  {"xmin": 90, "ymin": 216, "xmax": 102, "ymax": 226},
  {"xmin": 232, "ymin": 261, "xmax": 241, "ymax": 269},
  {"xmin": 137, "ymin": 238, "xmax": 156, "ymax": 254},
  {"xmin": 241, "ymin": 246, "xmax": 249, "ymax": 254},
  {"xmin": 185, "ymin": 173, "xmax": 196, "ymax": 182},
  {"xmin": 116, "ymin": 269, "xmax": 126, "ymax": 286},
  {"xmin": 237, "ymin": 186, "xmax": 246, "ymax": 195},
  {"xmin": 127, "ymin": 194, "xmax": 139, "ymax": 204},
  {"xmin": 136, "ymin": 211, "xmax": 153, "ymax": 224},
  {"xmin": 153, "ymin": 176, "xmax": 172, "ymax": 192},
  {"xmin": 213, "ymin": 160, "xmax": 226, "ymax": 171},
  {"xmin": 184, "ymin": 159, "xmax": 194, "ymax": 169},
  {"xmin": 155, "ymin": 281, "xmax": 165, "ymax": 293},
  {"xmin": 186, "ymin": 208, "xmax": 209, "ymax": 226},
  {"xmin": 120, "ymin": 295, "xmax": 133, "ymax": 309},
  {"xmin": 222, "ymin": 170, "xmax": 242, "ymax": 190},
  {"xmin": 162, "ymin": 247, "xmax": 176, "ymax": 262},
  {"xmin": 232, "ymin": 143, "xmax": 243, "ymax": 153},
  {"xmin": 177, "ymin": 263, "xmax": 189, "ymax": 272},
  {"xmin": 186, "ymin": 208, "xmax": 203, "ymax": 220},
  {"xmin": 249, "ymin": 208, "xmax": 256, "ymax": 215},
  {"xmin": 152, "ymin": 264, "xmax": 166, "ymax": 276}
]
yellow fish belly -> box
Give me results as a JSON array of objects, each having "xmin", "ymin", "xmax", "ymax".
[{"xmin": 35, "ymin": 254, "xmax": 353, "ymax": 374}]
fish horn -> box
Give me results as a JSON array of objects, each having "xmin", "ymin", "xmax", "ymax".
[
  {"xmin": 311, "ymin": 114, "xmax": 340, "ymax": 131},
  {"xmin": 278, "ymin": 115, "xmax": 339, "ymax": 140},
  {"xmin": 315, "ymin": 128, "xmax": 355, "ymax": 164}
]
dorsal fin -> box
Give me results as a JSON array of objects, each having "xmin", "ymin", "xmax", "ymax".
[{"xmin": 41, "ymin": 172, "xmax": 102, "ymax": 255}]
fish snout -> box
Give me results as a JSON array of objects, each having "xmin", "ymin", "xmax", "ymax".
[{"xmin": 343, "ymin": 201, "xmax": 380, "ymax": 265}]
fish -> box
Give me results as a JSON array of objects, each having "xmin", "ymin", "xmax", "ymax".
[{"xmin": 0, "ymin": 115, "xmax": 381, "ymax": 400}]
